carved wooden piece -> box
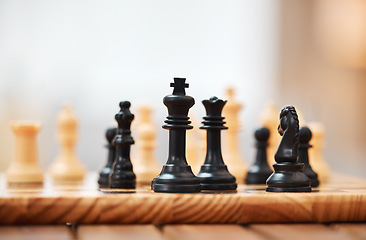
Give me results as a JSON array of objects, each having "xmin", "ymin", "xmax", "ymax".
[
  {"xmin": 133, "ymin": 105, "xmax": 160, "ymax": 184},
  {"xmin": 6, "ymin": 122, "xmax": 43, "ymax": 184},
  {"xmin": 223, "ymin": 87, "xmax": 247, "ymax": 182},
  {"xmin": 49, "ymin": 105, "xmax": 86, "ymax": 183}
]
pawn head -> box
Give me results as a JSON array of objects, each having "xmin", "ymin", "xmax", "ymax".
[
  {"xmin": 106, "ymin": 127, "xmax": 117, "ymax": 143},
  {"xmin": 299, "ymin": 126, "xmax": 312, "ymax": 143},
  {"xmin": 255, "ymin": 127, "xmax": 270, "ymax": 141},
  {"xmin": 120, "ymin": 101, "xmax": 131, "ymax": 109}
]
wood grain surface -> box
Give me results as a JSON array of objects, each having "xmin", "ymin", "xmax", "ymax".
[
  {"xmin": 0, "ymin": 173, "xmax": 365, "ymax": 224},
  {"xmin": 250, "ymin": 224, "xmax": 357, "ymax": 240},
  {"xmin": 1, "ymin": 224, "xmax": 365, "ymax": 240},
  {"xmin": 162, "ymin": 225, "xmax": 266, "ymax": 240},
  {"xmin": 330, "ymin": 224, "xmax": 366, "ymax": 240},
  {"xmin": 0, "ymin": 226, "xmax": 74, "ymax": 240},
  {"xmin": 78, "ymin": 225, "xmax": 164, "ymax": 240}
]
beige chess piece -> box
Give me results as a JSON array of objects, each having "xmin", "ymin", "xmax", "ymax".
[
  {"xmin": 48, "ymin": 105, "xmax": 86, "ymax": 182},
  {"xmin": 6, "ymin": 121, "xmax": 43, "ymax": 184},
  {"xmin": 297, "ymin": 108, "xmax": 306, "ymax": 126},
  {"xmin": 196, "ymin": 127, "xmax": 207, "ymax": 174},
  {"xmin": 308, "ymin": 122, "xmax": 330, "ymax": 183},
  {"xmin": 133, "ymin": 106, "xmax": 160, "ymax": 184},
  {"xmin": 260, "ymin": 102, "xmax": 281, "ymax": 169},
  {"xmin": 223, "ymin": 87, "xmax": 247, "ymax": 182},
  {"xmin": 186, "ymin": 114, "xmax": 200, "ymax": 174}
]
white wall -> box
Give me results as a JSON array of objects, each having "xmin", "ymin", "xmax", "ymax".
[{"xmin": 0, "ymin": 0, "xmax": 280, "ymax": 172}]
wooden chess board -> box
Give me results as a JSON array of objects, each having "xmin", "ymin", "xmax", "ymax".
[{"xmin": 0, "ymin": 173, "xmax": 365, "ymax": 225}]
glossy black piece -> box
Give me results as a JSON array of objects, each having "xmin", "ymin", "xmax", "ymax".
[
  {"xmin": 110, "ymin": 101, "xmax": 136, "ymax": 189},
  {"xmin": 266, "ymin": 106, "xmax": 311, "ymax": 192},
  {"xmin": 98, "ymin": 127, "xmax": 117, "ymax": 188},
  {"xmin": 298, "ymin": 126, "xmax": 320, "ymax": 187},
  {"xmin": 196, "ymin": 97, "xmax": 237, "ymax": 190},
  {"xmin": 245, "ymin": 127, "xmax": 273, "ymax": 185},
  {"xmin": 151, "ymin": 78, "xmax": 201, "ymax": 193}
]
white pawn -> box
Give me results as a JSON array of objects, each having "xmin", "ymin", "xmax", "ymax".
[
  {"xmin": 7, "ymin": 121, "xmax": 43, "ymax": 184},
  {"xmin": 297, "ymin": 108, "xmax": 306, "ymax": 126},
  {"xmin": 48, "ymin": 105, "xmax": 86, "ymax": 182},
  {"xmin": 260, "ymin": 101, "xmax": 281, "ymax": 169},
  {"xmin": 186, "ymin": 113, "xmax": 200, "ymax": 174},
  {"xmin": 223, "ymin": 87, "xmax": 247, "ymax": 182},
  {"xmin": 197, "ymin": 126, "xmax": 207, "ymax": 174},
  {"xmin": 308, "ymin": 122, "xmax": 330, "ymax": 183},
  {"xmin": 133, "ymin": 106, "xmax": 160, "ymax": 184}
]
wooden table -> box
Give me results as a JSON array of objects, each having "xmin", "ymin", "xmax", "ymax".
[
  {"xmin": 0, "ymin": 223, "xmax": 365, "ymax": 240},
  {"xmin": 0, "ymin": 173, "xmax": 365, "ymax": 239}
]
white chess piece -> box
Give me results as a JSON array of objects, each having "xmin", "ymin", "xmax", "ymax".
[
  {"xmin": 133, "ymin": 106, "xmax": 160, "ymax": 183},
  {"xmin": 260, "ymin": 102, "xmax": 281, "ymax": 169},
  {"xmin": 308, "ymin": 122, "xmax": 330, "ymax": 183},
  {"xmin": 186, "ymin": 113, "xmax": 200, "ymax": 174},
  {"xmin": 48, "ymin": 105, "xmax": 86, "ymax": 182},
  {"xmin": 7, "ymin": 121, "xmax": 44, "ymax": 184},
  {"xmin": 223, "ymin": 87, "xmax": 247, "ymax": 182}
]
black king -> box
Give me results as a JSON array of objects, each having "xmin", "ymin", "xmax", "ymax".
[{"xmin": 151, "ymin": 78, "xmax": 201, "ymax": 193}]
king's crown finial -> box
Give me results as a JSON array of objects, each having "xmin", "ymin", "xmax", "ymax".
[{"xmin": 170, "ymin": 78, "xmax": 189, "ymax": 96}]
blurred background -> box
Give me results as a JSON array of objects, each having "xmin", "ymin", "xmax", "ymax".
[{"xmin": 0, "ymin": 0, "xmax": 365, "ymax": 178}]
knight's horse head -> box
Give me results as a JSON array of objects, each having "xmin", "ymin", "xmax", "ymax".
[
  {"xmin": 275, "ymin": 105, "xmax": 300, "ymax": 163},
  {"xmin": 278, "ymin": 106, "xmax": 291, "ymax": 136}
]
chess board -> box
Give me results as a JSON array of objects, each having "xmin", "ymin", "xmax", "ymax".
[{"xmin": 0, "ymin": 173, "xmax": 365, "ymax": 225}]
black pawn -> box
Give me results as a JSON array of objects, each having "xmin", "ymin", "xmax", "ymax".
[
  {"xmin": 196, "ymin": 96, "xmax": 237, "ymax": 190},
  {"xmin": 151, "ymin": 78, "xmax": 201, "ymax": 193},
  {"xmin": 110, "ymin": 101, "xmax": 136, "ymax": 189},
  {"xmin": 245, "ymin": 128, "xmax": 272, "ymax": 184},
  {"xmin": 298, "ymin": 126, "xmax": 319, "ymax": 187},
  {"xmin": 98, "ymin": 127, "xmax": 117, "ymax": 188}
]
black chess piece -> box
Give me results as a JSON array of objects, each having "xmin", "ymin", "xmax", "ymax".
[
  {"xmin": 98, "ymin": 127, "xmax": 117, "ymax": 188},
  {"xmin": 298, "ymin": 126, "xmax": 320, "ymax": 187},
  {"xmin": 110, "ymin": 101, "xmax": 136, "ymax": 189},
  {"xmin": 245, "ymin": 127, "xmax": 273, "ymax": 185},
  {"xmin": 266, "ymin": 106, "xmax": 311, "ymax": 192},
  {"xmin": 151, "ymin": 78, "xmax": 201, "ymax": 193},
  {"xmin": 196, "ymin": 97, "xmax": 237, "ymax": 190}
]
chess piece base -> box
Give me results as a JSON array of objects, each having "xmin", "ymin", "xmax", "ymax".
[
  {"xmin": 110, "ymin": 171, "xmax": 136, "ymax": 189},
  {"xmin": 151, "ymin": 183, "xmax": 201, "ymax": 193},
  {"xmin": 110, "ymin": 179, "xmax": 136, "ymax": 189},
  {"xmin": 200, "ymin": 182, "xmax": 237, "ymax": 191},
  {"xmin": 266, "ymin": 163, "xmax": 312, "ymax": 192},
  {"xmin": 48, "ymin": 156, "xmax": 86, "ymax": 182},
  {"xmin": 245, "ymin": 171, "xmax": 272, "ymax": 185},
  {"xmin": 303, "ymin": 168, "xmax": 320, "ymax": 187},
  {"xmin": 98, "ymin": 169, "xmax": 110, "ymax": 188},
  {"xmin": 6, "ymin": 165, "xmax": 44, "ymax": 184},
  {"xmin": 151, "ymin": 165, "xmax": 201, "ymax": 193},
  {"xmin": 266, "ymin": 186, "xmax": 312, "ymax": 192},
  {"xmin": 197, "ymin": 165, "xmax": 237, "ymax": 190}
]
